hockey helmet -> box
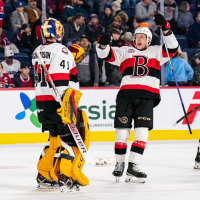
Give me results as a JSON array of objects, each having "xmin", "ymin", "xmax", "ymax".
[
  {"xmin": 133, "ymin": 27, "xmax": 152, "ymax": 46},
  {"xmin": 41, "ymin": 18, "xmax": 64, "ymax": 42}
]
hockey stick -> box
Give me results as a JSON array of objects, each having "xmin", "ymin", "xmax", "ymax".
[
  {"xmin": 160, "ymin": 28, "xmax": 192, "ymax": 134},
  {"xmin": 35, "ymin": 49, "xmax": 115, "ymax": 166},
  {"xmin": 173, "ymin": 104, "xmax": 200, "ymax": 126}
]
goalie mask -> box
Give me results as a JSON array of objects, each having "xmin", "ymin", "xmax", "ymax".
[
  {"xmin": 41, "ymin": 18, "xmax": 64, "ymax": 42},
  {"xmin": 133, "ymin": 27, "xmax": 152, "ymax": 46}
]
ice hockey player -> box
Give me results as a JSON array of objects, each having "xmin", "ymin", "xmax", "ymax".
[
  {"xmin": 32, "ymin": 18, "xmax": 89, "ymax": 192},
  {"xmin": 96, "ymin": 13, "xmax": 179, "ymax": 183},
  {"xmin": 194, "ymin": 139, "xmax": 200, "ymax": 169}
]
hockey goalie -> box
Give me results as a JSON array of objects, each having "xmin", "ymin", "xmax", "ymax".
[{"xmin": 32, "ymin": 18, "xmax": 89, "ymax": 192}]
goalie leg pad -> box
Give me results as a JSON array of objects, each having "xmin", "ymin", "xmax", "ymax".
[{"xmin": 37, "ymin": 137, "xmax": 57, "ymax": 180}]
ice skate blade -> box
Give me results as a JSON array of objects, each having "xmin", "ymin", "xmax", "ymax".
[
  {"xmin": 125, "ymin": 175, "xmax": 146, "ymax": 183},
  {"xmin": 115, "ymin": 177, "xmax": 120, "ymax": 182},
  {"xmin": 37, "ymin": 183, "xmax": 58, "ymax": 189},
  {"xmin": 60, "ymin": 185, "xmax": 80, "ymax": 192},
  {"xmin": 194, "ymin": 162, "xmax": 200, "ymax": 169}
]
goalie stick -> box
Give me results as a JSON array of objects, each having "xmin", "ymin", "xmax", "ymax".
[
  {"xmin": 35, "ymin": 49, "xmax": 115, "ymax": 166},
  {"xmin": 173, "ymin": 104, "xmax": 200, "ymax": 126}
]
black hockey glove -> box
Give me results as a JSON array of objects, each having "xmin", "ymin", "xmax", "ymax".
[
  {"xmin": 97, "ymin": 34, "xmax": 111, "ymax": 46},
  {"xmin": 153, "ymin": 13, "xmax": 170, "ymax": 31}
]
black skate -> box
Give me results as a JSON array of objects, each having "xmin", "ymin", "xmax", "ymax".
[
  {"xmin": 58, "ymin": 174, "xmax": 80, "ymax": 192},
  {"xmin": 36, "ymin": 173, "xmax": 57, "ymax": 189},
  {"xmin": 125, "ymin": 162, "xmax": 147, "ymax": 183},
  {"xmin": 194, "ymin": 147, "xmax": 200, "ymax": 169},
  {"xmin": 112, "ymin": 162, "xmax": 125, "ymax": 182}
]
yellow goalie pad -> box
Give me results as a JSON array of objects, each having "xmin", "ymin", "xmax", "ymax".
[
  {"xmin": 60, "ymin": 110, "xmax": 90, "ymax": 186},
  {"xmin": 37, "ymin": 136, "xmax": 58, "ymax": 180},
  {"xmin": 68, "ymin": 44, "xmax": 85, "ymax": 63},
  {"xmin": 37, "ymin": 110, "xmax": 90, "ymax": 186},
  {"xmin": 57, "ymin": 88, "xmax": 82, "ymax": 125}
]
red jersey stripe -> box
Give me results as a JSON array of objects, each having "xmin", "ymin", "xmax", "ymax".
[
  {"xmin": 36, "ymin": 95, "xmax": 55, "ymax": 101},
  {"xmin": 162, "ymin": 50, "xmax": 177, "ymax": 58},
  {"xmin": 106, "ymin": 47, "xmax": 115, "ymax": 62},
  {"xmin": 70, "ymin": 66, "xmax": 77, "ymax": 76},
  {"xmin": 119, "ymin": 58, "xmax": 160, "ymax": 74},
  {"xmin": 45, "ymin": 73, "xmax": 69, "ymax": 82},
  {"xmin": 120, "ymin": 84, "xmax": 160, "ymax": 94}
]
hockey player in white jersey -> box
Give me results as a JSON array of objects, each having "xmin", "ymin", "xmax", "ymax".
[
  {"xmin": 96, "ymin": 14, "xmax": 179, "ymax": 183},
  {"xmin": 32, "ymin": 18, "xmax": 90, "ymax": 191}
]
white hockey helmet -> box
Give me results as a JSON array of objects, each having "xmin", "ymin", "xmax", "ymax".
[{"xmin": 133, "ymin": 27, "xmax": 152, "ymax": 46}]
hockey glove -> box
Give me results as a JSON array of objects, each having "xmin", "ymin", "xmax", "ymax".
[
  {"xmin": 68, "ymin": 44, "xmax": 85, "ymax": 63},
  {"xmin": 153, "ymin": 13, "xmax": 170, "ymax": 31},
  {"xmin": 97, "ymin": 34, "xmax": 111, "ymax": 46}
]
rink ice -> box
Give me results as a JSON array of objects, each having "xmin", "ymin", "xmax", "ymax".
[{"xmin": 0, "ymin": 140, "xmax": 200, "ymax": 200}]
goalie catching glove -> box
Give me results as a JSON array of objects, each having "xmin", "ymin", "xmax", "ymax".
[{"xmin": 68, "ymin": 44, "xmax": 85, "ymax": 63}]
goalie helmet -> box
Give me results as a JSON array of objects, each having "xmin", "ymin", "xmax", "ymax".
[
  {"xmin": 41, "ymin": 18, "xmax": 64, "ymax": 42},
  {"xmin": 133, "ymin": 27, "xmax": 152, "ymax": 46}
]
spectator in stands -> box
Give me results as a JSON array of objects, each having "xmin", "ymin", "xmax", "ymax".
[
  {"xmin": 165, "ymin": 52, "xmax": 194, "ymax": 86},
  {"xmin": 0, "ymin": 0, "xmax": 4, "ymax": 29},
  {"xmin": 63, "ymin": 13, "xmax": 85, "ymax": 47},
  {"xmin": 87, "ymin": 0, "xmax": 104, "ymax": 15},
  {"xmin": 157, "ymin": 0, "xmax": 179, "ymax": 34},
  {"xmin": 16, "ymin": 23, "xmax": 33, "ymax": 51},
  {"xmin": 37, "ymin": 0, "xmax": 59, "ymax": 18},
  {"xmin": 13, "ymin": 62, "xmax": 34, "ymax": 88},
  {"xmin": 30, "ymin": 14, "xmax": 48, "ymax": 48},
  {"xmin": 25, "ymin": 0, "xmax": 42, "ymax": 28},
  {"xmin": 177, "ymin": 2, "xmax": 194, "ymax": 35},
  {"xmin": 128, "ymin": 17, "xmax": 142, "ymax": 34},
  {"xmin": 188, "ymin": 12, "xmax": 200, "ymax": 48},
  {"xmin": 117, "ymin": 11, "xmax": 129, "ymax": 30},
  {"xmin": 10, "ymin": 1, "xmax": 28, "ymax": 35},
  {"xmin": 135, "ymin": 0, "xmax": 156, "ymax": 30},
  {"xmin": 107, "ymin": 16, "xmax": 127, "ymax": 40},
  {"xmin": 2, "ymin": 50, "xmax": 20, "ymax": 79},
  {"xmin": 103, "ymin": 0, "xmax": 110, "ymax": 8},
  {"xmin": 110, "ymin": 28, "xmax": 121, "ymax": 47},
  {"xmin": 86, "ymin": 14, "xmax": 105, "ymax": 47},
  {"xmin": 101, "ymin": 5, "xmax": 113, "ymax": 31},
  {"xmin": 139, "ymin": 22, "xmax": 160, "ymax": 45},
  {"xmin": 0, "ymin": 62, "xmax": 15, "ymax": 88},
  {"xmin": 76, "ymin": 35, "xmax": 99, "ymax": 87},
  {"xmin": 0, "ymin": 28, "xmax": 19, "ymax": 53},
  {"xmin": 119, "ymin": 32, "xmax": 134, "ymax": 47},
  {"xmin": 59, "ymin": 0, "xmax": 71, "ymax": 14},
  {"xmin": 111, "ymin": 0, "xmax": 122, "ymax": 16},
  {"xmin": 62, "ymin": 0, "xmax": 93, "ymax": 22},
  {"xmin": 176, "ymin": 46, "xmax": 188, "ymax": 63}
]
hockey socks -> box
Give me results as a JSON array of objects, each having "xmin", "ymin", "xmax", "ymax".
[
  {"xmin": 115, "ymin": 142, "xmax": 127, "ymax": 163},
  {"xmin": 128, "ymin": 141, "xmax": 146, "ymax": 164}
]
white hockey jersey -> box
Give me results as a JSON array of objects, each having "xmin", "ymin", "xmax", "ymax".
[
  {"xmin": 2, "ymin": 59, "xmax": 20, "ymax": 79},
  {"xmin": 96, "ymin": 31, "xmax": 179, "ymax": 107},
  {"xmin": 32, "ymin": 42, "xmax": 79, "ymax": 120}
]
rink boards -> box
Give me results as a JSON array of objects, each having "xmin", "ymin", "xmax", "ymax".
[{"xmin": 0, "ymin": 87, "xmax": 200, "ymax": 144}]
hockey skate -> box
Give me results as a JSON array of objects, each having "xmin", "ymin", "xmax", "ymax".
[
  {"xmin": 112, "ymin": 162, "xmax": 125, "ymax": 182},
  {"xmin": 194, "ymin": 147, "xmax": 200, "ymax": 169},
  {"xmin": 58, "ymin": 174, "xmax": 80, "ymax": 192},
  {"xmin": 125, "ymin": 162, "xmax": 147, "ymax": 183},
  {"xmin": 36, "ymin": 173, "xmax": 57, "ymax": 189}
]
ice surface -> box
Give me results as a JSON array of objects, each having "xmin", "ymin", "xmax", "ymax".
[{"xmin": 0, "ymin": 141, "xmax": 200, "ymax": 200}]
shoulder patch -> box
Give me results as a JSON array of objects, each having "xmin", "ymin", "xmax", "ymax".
[
  {"xmin": 62, "ymin": 47, "xmax": 68, "ymax": 55},
  {"xmin": 128, "ymin": 49, "xmax": 135, "ymax": 53}
]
